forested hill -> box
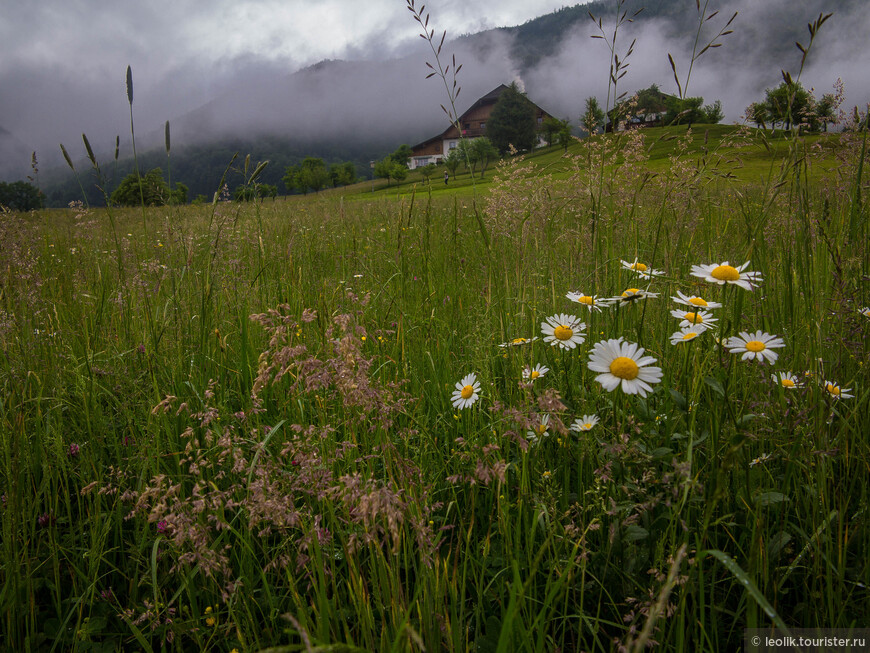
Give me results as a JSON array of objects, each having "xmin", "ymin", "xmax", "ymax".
[
  {"xmin": 500, "ymin": 0, "xmax": 857, "ymax": 73},
  {"xmin": 42, "ymin": 136, "xmax": 383, "ymax": 208}
]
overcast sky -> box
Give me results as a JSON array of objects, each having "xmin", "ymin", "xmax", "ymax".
[{"xmin": 0, "ymin": 1, "xmax": 573, "ymax": 179}]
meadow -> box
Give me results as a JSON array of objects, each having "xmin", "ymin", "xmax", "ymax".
[{"xmin": 0, "ymin": 120, "xmax": 868, "ymax": 652}]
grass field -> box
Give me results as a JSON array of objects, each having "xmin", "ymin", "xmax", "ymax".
[
  {"xmin": 348, "ymin": 125, "xmax": 849, "ymax": 200},
  {"xmin": 1, "ymin": 123, "xmax": 868, "ymax": 651}
]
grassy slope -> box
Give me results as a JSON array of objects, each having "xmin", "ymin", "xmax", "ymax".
[{"xmin": 326, "ymin": 125, "xmax": 844, "ymax": 201}]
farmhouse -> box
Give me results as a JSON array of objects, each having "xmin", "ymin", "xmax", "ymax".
[{"xmin": 408, "ymin": 84, "xmax": 553, "ymax": 169}]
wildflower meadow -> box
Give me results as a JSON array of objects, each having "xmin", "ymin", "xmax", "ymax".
[{"xmin": 1, "ymin": 6, "xmax": 869, "ymax": 652}]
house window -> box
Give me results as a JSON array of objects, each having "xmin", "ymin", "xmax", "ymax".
[
  {"xmin": 464, "ymin": 123, "xmax": 470, "ymax": 130},
  {"xmin": 448, "ymin": 141, "xmax": 457, "ymax": 150},
  {"xmin": 537, "ymin": 117, "xmax": 543, "ymax": 124},
  {"xmin": 480, "ymin": 122, "xmax": 486, "ymax": 129}
]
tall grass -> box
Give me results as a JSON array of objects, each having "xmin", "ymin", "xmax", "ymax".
[
  {"xmin": 1, "ymin": 7, "xmax": 869, "ymax": 648},
  {"xmin": 0, "ymin": 122, "xmax": 867, "ymax": 649}
]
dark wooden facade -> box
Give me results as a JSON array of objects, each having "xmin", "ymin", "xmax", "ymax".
[{"xmin": 409, "ymin": 84, "xmax": 553, "ymax": 168}]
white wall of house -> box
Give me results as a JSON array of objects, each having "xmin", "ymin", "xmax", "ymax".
[
  {"xmin": 409, "ymin": 155, "xmax": 443, "ymax": 170},
  {"xmin": 443, "ymin": 139, "xmax": 459, "ymax": 156}
]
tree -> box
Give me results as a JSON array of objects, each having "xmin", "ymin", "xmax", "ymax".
[
  {"xmin": 764, "ymin": 81, "xmax": 811, "ymax": 130},
  {"xmin": 329, "ymin": 161, "xmax": 357, "ymax": 187},
  {"xmin": 745, "ymin": 102, "xmax": 767, "ymax": 128},
  {"xmin": 470, "ymin": 138, "xmax": 499, "ymax": 178},
  {"xmin": 702, "ymin": 100, "xmax": 724, "ymax": 124},
  {"xmin": 0, "ymin": 180, "xmax": 43, "ymax": 211},
  {"xmin": 541, "ymin": 117, "xmax": 562, "ymax": 147},
  {"xmin": 298, "ymin": 157, "xmax": 330, "ymax": 193},
  {"xmin": 542, "ymin": 117, "xmax": 571, "ymax": 149},
  {"xmin": 456, "ymin": 139, "xmax": 479, "ymax": 178},
  {"xmin": 486, "ymin": 82, "xmax": 537, "ymax": 154},
  {"xmin": 555, "ymin": 122, "xmax": 573, "ymax": 152},
  {"xmin": 442, "ymin": 149, "xmax": 462, "ymax": 177},
  {"xmin": 233, "ymin": 184, "xmax": 276, "ymax": 201},
  {"xmin": 390, "ymin": 144, "xmax": 413, "ymax": 168},
  {"xmin": 664, "ymin": 96, "xmax": 704, "ymax": 126},
  {"xmin": 581, "ymin": 97, "xmax": 605, "ymax": 135},
  {"xmin": 391, "ymin": 163, "xmax": 408, "ymax": 184},
  {"xmin": 110, "ymin": 168, "xmax": 185, "ymax": 206},
  {"xmin": 373, "ymin": 156, "xmax": 407, "ymax": 186},
  {"xmin": 815, "ymin": 93, "xmax": 838, "ymax": 132},
  {"xmin": 418, "ymin": 163, "xmax": 438, "ymax": 183},
  {"xmin": 172, "ymin": 182, "xmax": 189, "ymax": 205}
]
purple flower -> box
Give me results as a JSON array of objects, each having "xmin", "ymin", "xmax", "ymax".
[
  {"xmin": 156, "ymin": 520, "xmax": 169, "ymax": 534},
  {"xmin": 38, "ymin": 512, "xmax": 56, "ymax": 528},
  {"xmin": 67, "ymin": 443, "xmax": 80, "ymax": 458}
]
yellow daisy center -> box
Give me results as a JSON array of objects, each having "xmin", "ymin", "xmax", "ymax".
[
  {"xmin": 610, "ymin": 356, "xmax": 640, "ymax": 380},
  {"xmin": 511, "ymin": 337, "xmax": 527, "ymax": 345},
  {"xmin": 745, "ymin": 340, "xmax": 766, "ymax": 352},
  {"xmin": 631, "ymin": 262, "xmax": 648, "ymax": 271},
  {"xmin": 682, "ymin": 332, "xmax": 698, "ymax": 340},
  {"xmin": 781, "ymin": 378, "xmax": 795, "ymax": 388},
  {"xmin": 554, "ymin": 325, "xmax": 573, "ymax": 341},
  {"xmin": 536, "ymin": 423, "xmax": 547, "ymax": 435},
  {"xmin": 460, "ymin": 385, "xmax": 474, "ymax": 399},
  {"xmin": 688, "ymin": 297, "xmax": 708, "ymax": 306},
  {"xmin": 711, "ymin": 265, "xmax": 740, "ymax": 281},
  {"xmin": 583, "ymin": 423, "xmax": 593, "ymax": 430},
  {"xmin": 683, "ymin": 312, "xmax": 704, "ymax": 323},
  {"xmin": 578, "ymin": 295, "xmax": 594, "ymax": 305},
  {"xmin": 529, "ymin": 370, "xmax": 540, "ymax": 379},
  {"xmin": 826, "ymin": 384, "xmax": 840, "ymax": 396},
  {"xmin": 623, "ymin": 288, "xmax": 640, "ymax": 296}
]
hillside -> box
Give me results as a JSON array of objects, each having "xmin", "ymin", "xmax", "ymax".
[{"xmin": 333, "ymin": 125, "xmax": 846, "ymax": 201}]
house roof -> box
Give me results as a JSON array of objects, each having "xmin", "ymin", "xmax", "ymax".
[{"xmin": 411, "ymin": 84, "xmax": 550, "ymax": 151}]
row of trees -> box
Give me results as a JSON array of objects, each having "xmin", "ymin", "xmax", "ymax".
[
  {"xmin": 0, "ymin": 180, "xmax": 43, "ymax": 211},
  {"xmin": 282, "ymin": 158, "xmax": 358, "ymax": 194},
  {"xmin": 745, "ymin": 80, "xmax": 841, "ymax": 131},
  {"xmin": 602, "ymin": 85, "xmax": 724, "ymax": 130}
]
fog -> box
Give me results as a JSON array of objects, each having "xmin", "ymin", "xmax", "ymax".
[{"xmin": 0, "ymin": 0, "xmax": 867, "ymax": 182}]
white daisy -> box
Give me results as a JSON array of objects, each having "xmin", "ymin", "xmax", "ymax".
[
  {"xmin": 669, "ymin": 308, "xmax": 718, "ymax": 330},
  {"xmin": 451, "ymin": 373, "xmax": 481, "ymax": 409},
  {"xmin": 565, "ymin": 292, "xmax": 612, "ymax": 312},
  {"xmin": 670, "ymin": 326, "xmax": 705, "ymax": 345},
  {"xmin": 822, "ymin": 380, "xmax": 854, "ymax": 399},
  {"xmin": 860, "ymin": 307, "xmax": 870, "ymax": 318},
  {"xmin": 527, "ymin": 414, "xmax": 550, "ymax": 442},
  {"xmin": 614, "ymin": 287, "xmax": 660, "ymax": 306},
  {"xmin": 671, "ymin": 290, "xmax": 723, "ymax": 310},
  {"xmin": 498, "ymin": 336, "xmax": 538, "ymax": 348},
  {"xmin": 690, "ymin": 261, "xmax": 762, "ymax": 291},
  {"xmin": 771, "ymin": 371, "xmax": 802, "ymax": 389},
  {"xmin": 621, "ymin": 258, "xmax": 665, "ymax": 279},
  {"xmin": 749, "ymin": 452, "xmax": 772, "ymax": 467},
  {"xmin": 587, "ymin": 337, "xmax": 663, "ymax": 398},
  {"xmin": 541, "ymin": 314, "xmax": 586, "ymax": 350},
  {"xmin": 522, "ymin": 364, "xmax": 550, "ymax": 382},
  {"xmin": 724, "ymin": 330, "xmax": 785, "ymax": 364},
  {"xmin": 570, "ymin": 415, "xmax": 600, "ymax": 432}
]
